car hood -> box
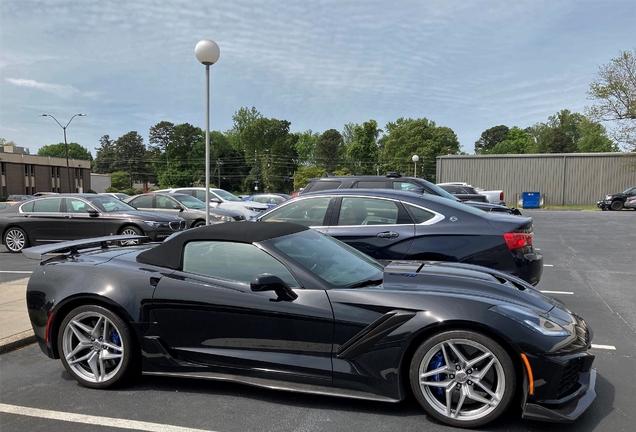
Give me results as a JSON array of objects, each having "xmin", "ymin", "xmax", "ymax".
[
  {"xmin": 382, "ymin": 261, "xmax": 559, "ymax": 313},
  {"xmin": 106, "ymin": 210, "xmax": 184, "ymax": 222}
]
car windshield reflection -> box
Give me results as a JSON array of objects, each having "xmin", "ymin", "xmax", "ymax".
[
  {"xmin": 263, "ymin": 229, "xmax": 383, "ymax": 288},
  {"xmin": 87, "ymin": 196, "xmax": 137, "ymax": 212}
]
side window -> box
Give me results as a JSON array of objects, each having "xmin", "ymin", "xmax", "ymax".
[
  {"xmin": 192, "ymin": 190, "xmax": 206, "ymax": 201},
  {"xmin": 20, "ymin": 202, "xmax": 34, "ymax": 212},
  {"xmin": 260, "ymin": 197, "xmax": 331, "ymax": 227},
  {"xmin": 131, "ymin": 195, "xmax": 154, "ymax": 208},
  {"xmin": 338, "ymin": 197, "xmax": 401, "ymax": 226},
  {"xmin": 183, "ymin": 241, "xmax": 299, "ymax": 287},
  {"xmin": 32, "ymin": 198, "xmax": 63, "ymax": 213},
  {"xmin": 404, "ymin": 203, "xmax": 437, "ymax": 224},
  {"xmin": 393, "ymin": 181, "xmax": 421, "ymax": 192},
  {"xmin": 66, "ymin": 198, "xmax": 90, "ymax": 213},
  {"xmin": 307, "ymin": 181, "xmax": 342, "ymax": 192},
  {"xmin": 157, "ymin": 196, "xmax": 178, "ymax": 209}
]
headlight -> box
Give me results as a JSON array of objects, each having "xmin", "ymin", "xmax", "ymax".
[
  {"xmin": 144, "ymin": 220, "xmax": 167, "ymax": 228},
  {"xmin": 244, "ymin": 206, "xmax": 262, "ymax": 212},
  {"xmin": 605, "ymin": 195, "xmax": 612, "ymax": 200},
  {"xmin": 213, "ymin": 215, "xmax": 234, "ymax": 222},
  {"xmin": 490, "ymin": 304, "xmax": 571, "ymax": 336}
]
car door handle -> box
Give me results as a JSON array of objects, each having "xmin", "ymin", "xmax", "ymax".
[
  {"xmin": 65, "ymin": 215, "xmax": 72, "ymax": 219},
  {"xmin": 377, "ymin": 231, "xmax": 399, "ymax": 239}
]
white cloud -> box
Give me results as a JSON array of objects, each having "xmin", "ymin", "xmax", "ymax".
[{"xmin": 5, "ymin": 78, "xmax": 78, "ymax": 97}]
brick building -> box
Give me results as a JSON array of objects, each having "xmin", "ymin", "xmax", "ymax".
[{"xmin": 0, "ymin": 146, "xmax": 91, "ymax": 198}]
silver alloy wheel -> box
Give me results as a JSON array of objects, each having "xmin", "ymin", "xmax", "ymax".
[
  {"xmin": 4, "ymin": 228, "xmax": 26, "ymax": 252},
  {"xmin": 119, "ymin": 227, "xmax": 142, "ymax": 245},
  {"xmin": 61, "ymin": 311, "xmax": 125, "ymax": 383},
  {"xmin": 417, "ymin": 338, "xmax": 506, "ymax": 422}
]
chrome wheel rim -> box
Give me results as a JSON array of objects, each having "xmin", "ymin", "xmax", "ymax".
[
  {"xmin": 5, "ymin": 229, "xmax": 26, "ymax": 252},
  {"xmin": 119, "ymin": 228, "xmax": 140, "ymax": 245},
  {"xmin": 61, "ymin": 311, "xmax": 124, "ymax": 383},
  {"xmin": 418, "ymin": 338, "xmax": 506, "ymax": 422}
]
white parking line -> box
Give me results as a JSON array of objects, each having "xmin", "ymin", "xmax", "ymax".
[
  {"xmin": 591, "ymin": 344, "xmax": 616, "ymax": 350},
  {"xmin": 543, "ymin": 264, "xmax": 554, "ymax": 267},
  {"xmin": 0, "ymin": 271, "xmax": 33, "ymax": 274},
  {"xmin": 0, "ymin": 403, "xmax": 216, "ymax": 432},
  {"xmin": 540, "ymin": 290, "xmax": 574, "ymax": 295}
]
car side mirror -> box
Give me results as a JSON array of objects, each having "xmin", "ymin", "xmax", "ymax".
[
  {"xmin": 87, "ymin": 208, "xmax": 100, "ymax": 217},
  {"xmin": 250, "ymin": 273, "xmax": 298, "ymax": 301}
]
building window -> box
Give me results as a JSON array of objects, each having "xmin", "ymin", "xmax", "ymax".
[{"xmin": 1, "ymin": 162, "xmax": 5, "ymax": 176}]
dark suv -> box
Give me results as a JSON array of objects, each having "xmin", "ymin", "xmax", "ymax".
[{"xmin": 300, "ymin": 173, "xmax": 520, "ymax": 214}]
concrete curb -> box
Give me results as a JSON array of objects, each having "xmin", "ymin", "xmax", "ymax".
[{"xmin": 0, "ymin": 329, "xmax": 36, "ymax": 354}]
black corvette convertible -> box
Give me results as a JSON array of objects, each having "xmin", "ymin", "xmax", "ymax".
[{"xmin": 24, "ymin": 223, "xmax": 596, "ymax": 428}]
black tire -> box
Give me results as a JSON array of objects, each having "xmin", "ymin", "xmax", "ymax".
[
  {"xmin": 193, "ymin": 221, "xmax": 206, "ymax": 228},
  {"xmin": 610, "ymin": 200, "xmax": 623, "ymax": 211},
  {"xmin": 3, "ymin": 227, "xmax": 29, "ymax": 253},
  {"xmin": 409, "ymin": 330, "xmax": 516, "ymax": 428},
  {"xmin": 118, "ymin": 225, "xmax": 143, "ymax": 245},
  {"xmin": 57, "ymin": 305, "xmax": 139, "ymax": 389}
]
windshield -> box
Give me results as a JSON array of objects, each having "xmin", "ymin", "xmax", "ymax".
[
  {"xmin": 213, "ymin": 189, "xmax": 243, "ymax": 202},
  {"xmin": 175, "ymin": 195, "xmax": 206, "ymax": 209},
  {"xmin": 87, "ymin": 196, "xmax": 137, "ymax": 212},
  {"xmin": 262, "ymin": 229, "xmax": 383, "ymax": 288}
]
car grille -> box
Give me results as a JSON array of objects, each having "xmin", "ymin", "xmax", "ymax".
[
  {"xmin": 557, "ymin": 357, "xmax": 584, "ymax": 398},
  {"xmin": 169, "ymin": 220, "xmax": 186, "ymax": 231}
]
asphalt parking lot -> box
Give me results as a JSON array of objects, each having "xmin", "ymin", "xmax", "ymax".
[{"xmin": 0, "ymin": 210, "xmax": 634, "ymax": 432}]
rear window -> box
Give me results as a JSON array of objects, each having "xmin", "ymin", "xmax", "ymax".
[{"xmin": 306, "ymin": 181, "xmax": 342, "ymax": 192}]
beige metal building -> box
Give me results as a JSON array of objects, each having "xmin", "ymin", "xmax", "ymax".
[
  {"xmin": 436, "ymin": 152, "xmax": 636, "ymax": 206},
  {"xmin": 0, "ymin": 146, "xmax": 91, "ymax": 198}
]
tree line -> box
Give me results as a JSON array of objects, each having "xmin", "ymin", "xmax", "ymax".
[{"xmin": 3, "ymin": 49, "xmax": 633, "ymax": 194}]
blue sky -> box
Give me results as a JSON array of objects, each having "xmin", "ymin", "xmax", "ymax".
[{"xmin": 1, "ymin": 0, "xmax": 635, "ymax": 156}]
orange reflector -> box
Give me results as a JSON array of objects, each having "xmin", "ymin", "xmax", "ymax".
[{"xmin": 520, "ymin": 353, "xmax": 534, "ymax": 395}]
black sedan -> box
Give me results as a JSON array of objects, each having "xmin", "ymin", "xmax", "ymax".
[
  {"xmin": 0, "ymin": 194, "xmax": 187, "ymax": 252},
  {"xmin": 23, "ymin": 223, "xmax": 595, "ymax": 428},
  {"xmin": 256, "ymin": 189, "xmax": 543, "ymax": 285}
]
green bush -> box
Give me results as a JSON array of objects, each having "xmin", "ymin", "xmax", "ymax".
[
  {"xmin": 87, "ymin": 189, "xmax": 97, "ymax": 194},
  {"xmin": 133, "ymin": 189, "xmax": 144, "ymax": 195},
  {"xmin": 105, "ymin": 186, "xmax": 119, "ymax": 193},
  {"xmin": 123, "ymin": 188, "xmax": 135, "ymax": 196}
]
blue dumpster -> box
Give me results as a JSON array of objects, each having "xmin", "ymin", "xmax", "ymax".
[{"xmin": 522, "ymin": 192, "xmax": 541, "ymax": 209}]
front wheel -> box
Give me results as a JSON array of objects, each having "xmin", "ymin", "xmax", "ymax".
[
  {"xmin": 3, "ymin": 227, "xmax": 29, "ymax": 253},
  {"xmin": 58, "ymin": 305, "xmax": 138, "ymax": 389},
  {"xmin": 118, "ymin": 226, "xmax": 143, "ymax": 245},
  {"xmin": 409, "ymin": 330, "xmax": 515, "ymax": 428},
  {"xmin": 610, "ymin": 200, "xmax": 623, "ymax": 211}
]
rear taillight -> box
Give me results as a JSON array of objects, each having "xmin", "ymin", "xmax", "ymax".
[
  {"xmin": 504, "ymin": 232, "xmax": 532, "ymax": 250},
  {"xmin": 45, "ymin": 312, "xmax": 55, "ymax": 343},
  {"xmin": 499, "ymin": 191, "xmax": 504, "ymax": 201}
]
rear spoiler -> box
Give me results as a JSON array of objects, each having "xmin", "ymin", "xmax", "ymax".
[{"xmin": 21, "ymin": 235, "xmax": 150, "ymax": 260}]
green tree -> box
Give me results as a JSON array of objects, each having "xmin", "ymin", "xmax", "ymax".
[
  {"xmin": 293, "ymin": 166, "xmax": 326, "ymax": 190},
  {"xmin": 109, "ymin": 171, "xmax": 130, "ymax": 190},
  {"xmin": 114, "ymin": 131, "xmax": 149, "ymax": 184},
  {"xmin": 586, "ymin": 49, "xmax": 636, "ymax": 151},
  {"xmin": 227, "ymin": 107, "xmax": 263, "ymax": 151},
  {"xmin": 0, "ymin": 138, "xmax": 16, "ymax": 146},
  {"xmin": 241, "ymin": 118, "xmax": 298, "ymax": 193},
  {"xmin": 293, "ymin": 130, "xmax": 319, "ymax": 163},
  {"xmin": 489, "ymin": 127, "xmax": 533, "ymax": 154},
  {"xmin": 149, "ymin": 121, "xmax": 175, "ymax": 169},
  {"xmin": 92, "ymin": 135, "xmax": 117, "ymax": 173},
  {"xmin": 577, "ymin": 119, "xmax": 618, "ymax": 152},
  {"xmin": 315, "ymin": 129, "xmax": 344, "ymax": 173},
  {"xmin": 37, "ymin": 143, "xmax": 93, "ymax": 160},
  {"xmin": 380, "ymin": 118, "xmax": 460, "ymax": 180},
  {"xmin": 346, "ymin": 120, "xmax": 381, "ymax": 174},
  {"xmin": 474, "ymin": 125, "xmax": 510, "ymax": 154}
]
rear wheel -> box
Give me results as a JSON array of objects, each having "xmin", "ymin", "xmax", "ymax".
[
  {"xmin": 58, "ymin": 305, "xmax": 138, "ymax": 389},
  {"xmin": 3, "ymin": 227, "xmax": 28, "ymax": 253},
  {"xmin": 409, "ymin": 330, "xmax": 515, "ymax": 428},
  {"xmin": 610, "ymin": 200, "xmax": 623, "ymax": 211}
]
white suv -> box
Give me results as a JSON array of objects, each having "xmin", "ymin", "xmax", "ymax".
[{"xmin": 154, "ymin": 187, "xmax": 268, "ymax": 218}]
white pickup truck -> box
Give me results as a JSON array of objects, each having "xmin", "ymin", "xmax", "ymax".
[{"xmin": 437, "ymin": 182, "xmax": 505, "ymax": 206}]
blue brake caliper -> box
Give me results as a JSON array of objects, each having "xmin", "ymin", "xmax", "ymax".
[
  {"xmin": 428, "ymin": 350, "xmax": 444, "ymax": 399},
  {"xmin": 110, "ymin": 331, "xmax": 122, "ymax": 362}
]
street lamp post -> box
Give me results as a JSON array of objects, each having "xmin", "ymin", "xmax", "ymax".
[
  {"xmin": 195, "ymin": 39, "xmax": 220, "ymax": 225},
  {"xmin": 412, "ymin": 155, "xmax": 419, "ymax": 178},
  {"xmin": 40, "ymin": 113, "xmax": 86, "ymax": 193}
]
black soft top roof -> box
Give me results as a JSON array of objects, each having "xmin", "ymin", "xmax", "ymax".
[{"xmin": 136, "ymin": 222, "xmax": 308, "ymax": 269}]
